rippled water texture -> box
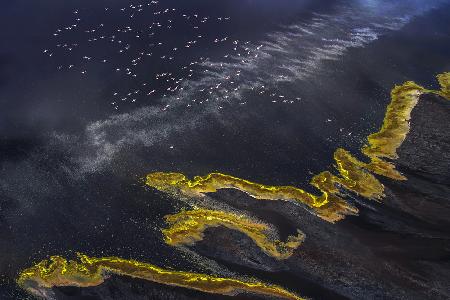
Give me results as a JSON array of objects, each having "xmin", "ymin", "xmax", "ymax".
[{"xmin": 1, "ymin": 0, "xmax": 450, "ymax": 299}]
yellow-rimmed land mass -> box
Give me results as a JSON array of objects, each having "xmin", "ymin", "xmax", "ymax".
[
  {"xmin": 17, "ymin": 254, "xmax": 304, "ymax": 300},
  {"xmin": 162, "ymin": 208, "xmax": 304, "ymax": 260},
  {"xmin": 363, "ymin": 73, "xmax": 449, "ymax": 162},
  {"xmin": 436, "ymin": 72, "xmax": 450, "ymax": 99},
  {"xmin": 361, "ymin": 81, "xmax": 426, "ymax": 160},
  {"xmin": 146, "ymin": 73, "xmax": 450, "ymax": 224},
  {"xmin": 146, "ymin": 171, "xmax": 358, "ymax": 223},
  {"xmin": 145, "ymin": 147, "xmax": 388, "ymax": 223},
  {"xmin": 18, "ymin": 73, "xmax": 450, "ymax": 300}
]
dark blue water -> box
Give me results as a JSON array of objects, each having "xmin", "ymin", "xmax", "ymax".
[{"xmin": 1, "ymin": 0, "xmax": 450, "ymax": 299}]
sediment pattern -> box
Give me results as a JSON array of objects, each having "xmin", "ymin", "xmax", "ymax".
[
  {"xmin": 146, "ymin": 73, "xmax": 450, "ymax": 228},
  {"xmin": 17, "ymin": 254, "xmax": 304, "ymax": 300},
  {"xmin": 162, "ymin": 208, "xmax": 304, "ymax": 259},
  {"xmin": 436, "ymin": 72, "xmax": 450, "ymax": 99},
  {"xmin": 362, "ymin": 81, "xmax": 425, "ymax": 160},
  {"xmin": 146, "ymin": 171, "xmax": 359, "ymax": 222},
  {"xmin": 18, "ymin": 73, "xmax": 450, "ymax": 299}
]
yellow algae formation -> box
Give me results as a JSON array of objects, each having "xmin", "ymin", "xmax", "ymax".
[
  {"xmin": 146, "ymin": 171, "xmax": 358, "ymax": 223},
  {"xmin": 322, "ymin": 148, "xmax": 384, "ymax": 199},
  {"xmin": 146, "ymin": 73, "xmax": 450, "ymax": 224},
  {"xmin": 436, "ymin": 72, "xmax": 450, "ymax": 99},
  {"xmin": 362, "ymin": 73, "xmax": 449, "ymax": 175},
  {"xmin": 18, "ymin": 73, "xmax": 450, "ymax": 300},
  {"xmin": 162, "ymin": 208, "xmax": 304, "ymax": 259},
  {"xmin": 361, "ymin": 81, "xmax": 426, "ymax": 160},
  {"xmin": 145, "ymin": 148, "xmax": 389, "ymax": 223},
  {"xmin": 17, "ymin": 254, "xmax": 304, "ymax": 300}
]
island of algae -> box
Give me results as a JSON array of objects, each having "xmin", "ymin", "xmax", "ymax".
[
  {"xmin": 18, "ymin": 73, "xmax": 450, "ymax": 299},
  {"xmin": 163, "ymin": 208, "xmax": 304, "ymax": 259},
  {"xmin": 436, "ymin": 72, "xmax": 450, "ymax": 99},
  {"xmin": 17, "ymin": 253, "xmax": 304, "ymax": 300},
  {"xmin": 146, "ymin": 73, "xmax": 450, "ymax": 240}
]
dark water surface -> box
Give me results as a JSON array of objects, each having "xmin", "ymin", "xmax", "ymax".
[{"xmin": 1, "ymin": 0, "xmax": 450, "ymax": 299}]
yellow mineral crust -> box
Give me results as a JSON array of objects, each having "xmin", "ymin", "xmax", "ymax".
[
  {"xmin": 162, "ymin": 208, "xmax": 304, "ymax": 260},
  {"xmin": 146, "ymin": 73, "xmax": 450, "ymax": 225},
  {"xmin": 436, "ymin": 72, "xmax": 450, "ymax": 99},
  {"xmin": 361, "ymin": 81, "xmax": 426, "ymax": 160},
  {"xmin": 362, "ymin": 73, "xmax": 448, "ymax": 175},
  {"xmin": 17, "ymin": 254, "xmax": 304, "ymax": 300},
  {"xmin": 146, "ymin": 171, "xmax": 358, "ymax": 223},
  {"xmin": 332, "ymin": 148, "xmax": 384, "ymax": 199},
  {"xmin": 19, "ymin": 73, "xmax": 450, "ymax": 300}
]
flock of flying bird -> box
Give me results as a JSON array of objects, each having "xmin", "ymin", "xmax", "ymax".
[{"xmin": 43, "ymin": 1, "xmax": 301, "ymax": 111}]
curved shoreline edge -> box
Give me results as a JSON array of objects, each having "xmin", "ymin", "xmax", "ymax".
[
  {"xmin": 163, "ymin": 208, "xmax": 305, "ymax": 260},
  {"xmin": 146, "ymin": 73, "xmax": 450, "ymax": 225},
  {"xmin": 17, "ymin": 73, "xmax": 449, "ymax": 299},
  {"xmin": 17, "ymin": 253, "xmax": 304, "ymax": 300}
]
